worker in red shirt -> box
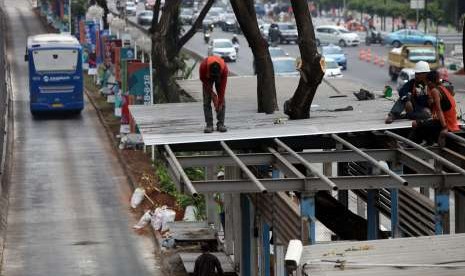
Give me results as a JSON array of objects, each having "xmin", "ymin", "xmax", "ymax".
[{"xmin": 199, "ymin": 56, "xmax": 229, "ymax": 133}]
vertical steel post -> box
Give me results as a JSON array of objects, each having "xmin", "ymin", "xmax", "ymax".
[
  {"xmin": 434, "ymin": 162, "xmax": 450, "ymax": 235},
  {"xmin": 455, "ymin": 189, "xmax": 465, "ymax": 233},
  {"xmin": 390, "ymin": 163, "xmax": 402, "ymax": 238},
  {"xmin": 301, "ymin": 192, "xmax": 316, "ymax": 245},
  {"xmin": 262, "ymin": 222, "xmax": 271, "ymax": 276},
  {"xmin": 390, "ymin": 189, "xmax": 399, "ymax": 237},
  {"xmin": 367, "ymin": 189, "xmax": 379, "ymax": 240},
  {"xmin": 241, "ymin": 195, "xmax": 251, "ymax": 276},
  {"xmin": 205, "ymin": 167, "xmax": 218, "ymax": 226}
]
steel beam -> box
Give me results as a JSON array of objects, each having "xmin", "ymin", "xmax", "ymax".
[
  {"xmin": 332, "ymin": 134, "xmax": 408, "ymax": 186},
  {"xmin": 446, "ymin": 132, "xmax": 465, "ymax": 144},
  {"xmin": 178, "ymin": 149, "xmax": 403, "ymax": 168},
  {"xmin": 385, "ymin": 131, "xmax": 465, "ymax": 176},
  {"xmin": 221, "ymin": 141, "xmax": 267, "ymax": 193},
  {"xmin": 274, "ymin": 138, "xmax": 338, "ymax": 191},
  {"xmin": 164, "ymin": 145, "xmax": 198, "ymax": 196},
  {"xmin": 191, "ymin": 173, "xmax": 465, "ymax": 193},
  {"xmin": 396, "ymin": 148, "xmax": 435, "ymax": 174},
  {"xmin": 268, "ymin": 147, "xmax": 306, "ymax": 178}
]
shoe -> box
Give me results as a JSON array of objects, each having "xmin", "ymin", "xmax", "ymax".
[
  {"xmin": 204, "ymin": 125, "xmax": 213, "ymax": 133},
  {"xmin": 385, "ymin": 114, "xmax": 394, "ymax": 124},
  {"xmin": 217, "ymin": 124, "xmax": 227, "ymax": 132}
]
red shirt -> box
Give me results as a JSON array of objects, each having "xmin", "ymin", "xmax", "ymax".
[{"xmin": 199, "ymin": 56, "xmax": 228, "ymax": 106}]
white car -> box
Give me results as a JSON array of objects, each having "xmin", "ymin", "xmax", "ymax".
[
  {"xmin": 315, "ymin": 25, "xmax": 360, "ymax": 47},
  {"xmin": 125, "ymin": 1, "xmax": 137, "ymax": 16},
  {"xmin": 324, "ymin": 58, "xmax": 343, "ymax": 78},
  {"xmin": 208, "ymin": 39, "xmax": 237, "ymax": 62},
  {"xmin": 396, "ymin": 68, "xmax": 415, "ymax": 91}
]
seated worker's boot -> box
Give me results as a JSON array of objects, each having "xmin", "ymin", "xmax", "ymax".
[
  {"xmin": 217, "ymin": 124, "xmax": 227, "ymax": 132},
  {"xmin": 204, "ymin": 125, "xmax": 214, "ymax": 133},
  {"xmin": 385, "ymin": 113, "xmax": 394, "ymax": 124}
]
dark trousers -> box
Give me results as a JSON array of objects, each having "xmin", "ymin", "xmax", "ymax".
[
  {"xmin": 389, "ymin": 97, "xmax": 430, "ymax": 120},
  {"xmin": 409, "ymin": 119, "xmax": 442, "ymax": 144},
  {"xmin": 203, "ymin": 85, "xmax": 225, "ymax": 127}
]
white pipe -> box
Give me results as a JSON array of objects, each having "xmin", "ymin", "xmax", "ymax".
[{"xmin": 134, "ymin": 41, "xmax": 137, "ymax": 60}]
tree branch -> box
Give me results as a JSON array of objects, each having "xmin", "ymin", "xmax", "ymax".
[
  {"xmin": 95, "ymin": 0, "xmax": 110, "ymax": 29},
  {"xmin": 150, "ymin": 0, "xmax": 162, "ymax": 32},
  {"xmin": 177, "ymin": 0, "xmax": 215, "ymax": 51}
]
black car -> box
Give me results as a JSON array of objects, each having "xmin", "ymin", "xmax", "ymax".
[{"xmin": 220, "ymin": 14, "xmax": 239, "ymax": 33}]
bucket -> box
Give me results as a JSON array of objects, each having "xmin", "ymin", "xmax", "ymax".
[{"xmin": 384, "ymin": 85, "xmax": 392, "ymax": 98}]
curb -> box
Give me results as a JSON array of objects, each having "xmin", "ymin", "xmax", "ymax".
[{"xmin": 0, "ymin": 5, "xmax": 14, "ymax": 270}]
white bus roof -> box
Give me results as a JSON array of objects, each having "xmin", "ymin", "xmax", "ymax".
[{"xmin": 27, "ymin": 33, "xmax": 80, "ymax": 49}]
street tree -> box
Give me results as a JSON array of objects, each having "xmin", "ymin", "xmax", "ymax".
[
  {"xmin": 149, "ymin": 0, "xmax": 214, "ymax": 103},
  {"xmin": 94, "ymin": 0, "xmax": 110, "ymax": 29},
  {"xmin": 230, "ymin": 0, "xmax": 277, "ymax": 113},
  {"xmin": 283, "ymin": 0, "xmax": 324, "ymax": 119}
]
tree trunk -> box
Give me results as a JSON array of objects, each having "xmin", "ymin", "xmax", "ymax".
[
  {"xmin": 150, "ymin": 0, "xmax": 213, "ymax": 103},
  {"xmin": 96, "ymin": 0, "xmax": 109, "ymax": 29},
  {"xmin": 284, "ymin": 0, "xmax": 324, "ymax": 119},
  {"xmin": 230, "ymin": 0, "xmax": 277, "ymax": 114},
  {"xmin": 463, "ymin": 19, "xmax": 464, "ymax": 68}
]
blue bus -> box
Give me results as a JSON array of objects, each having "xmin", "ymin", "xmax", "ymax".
[{"xmin": 25, "ymin": 34, "xmax": 84, "ymax": 114}]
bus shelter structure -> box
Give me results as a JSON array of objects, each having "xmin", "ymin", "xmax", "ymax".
[{"xmin": 129, "ymin": 77, "xmax": 465, "ymax": 276}]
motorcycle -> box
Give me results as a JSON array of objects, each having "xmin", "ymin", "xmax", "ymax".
[
  {"xmin": 204, "ymin": 32, "xmax": 210, "ymax": 44},
  {"xmin": 233, "ymin": 42, "xmax": 239, "ymax": 55},
  {"xmin": 365, "ymin": 27, "xmax": 384, "ymax": 46}
]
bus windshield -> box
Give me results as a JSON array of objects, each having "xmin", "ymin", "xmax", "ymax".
[{"xmin": 32, "ymin": 49, "xmax": 78, "ymax": 73}]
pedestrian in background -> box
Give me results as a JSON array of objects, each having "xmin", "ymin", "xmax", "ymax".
[
  {"xmin": 193, "ymin": 242, "xmax": 224, "ymax": 276},
  {"xmin": 438, "ymin": 42, "xmax": 446, "ymax": 67},
  {"xmin": 199, "ymin": 56, "xmax": 229, "ymax": 133}
]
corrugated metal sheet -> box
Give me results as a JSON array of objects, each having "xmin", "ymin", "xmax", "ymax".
[
  {"xmin": 300, "ymin": 233, "xmax": 465, "ymax": 276},
  {"xmin": 256, "ymin": 192, "xmax": 301, "ymax": 245},
  {"xmin": 129, "ymin": 76, "xmax": 412, "ymax": 146}
]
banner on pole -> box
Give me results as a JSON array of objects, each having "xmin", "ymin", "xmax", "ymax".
[{"xmin": 127, "ymin": 61, "xmax": 151, "ymax": 105}]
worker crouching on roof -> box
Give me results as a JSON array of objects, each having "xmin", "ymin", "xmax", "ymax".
[{"xmin": 199, "ymin": 56, "xmax": 229, "ymax": 133}]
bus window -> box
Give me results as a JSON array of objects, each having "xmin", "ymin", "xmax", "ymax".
[{"xmin": 32, "ymin": 49, "xmax": 78, "ymax": 73}]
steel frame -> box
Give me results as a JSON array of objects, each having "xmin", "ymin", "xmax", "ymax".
[{"xmin": 160, "ymin": 133, "xmax": 465, "ymax": 195}]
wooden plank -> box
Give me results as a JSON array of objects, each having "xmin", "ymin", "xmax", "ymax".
[
  {"xmin": 180, "ymin": 252, "xmax": 236, "ymax": 274},
  {"xmin": 166, "ymin": 221, "xmax": 216, "ymax": 242}
]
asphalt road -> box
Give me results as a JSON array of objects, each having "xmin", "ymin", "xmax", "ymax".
[
  {"xmin": 1, "ymin": 1, "xmax": 161, "ymax": 275},
  {"xmin": 118, "ymin": 3, "xmax": 464, "ymax": 93}
]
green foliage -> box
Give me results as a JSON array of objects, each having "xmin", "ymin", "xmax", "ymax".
[{"xmin": 154, "ymin": 161, "xmax": 206, "ymax": 220}]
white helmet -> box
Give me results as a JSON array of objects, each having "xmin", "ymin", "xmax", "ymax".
[
  {"xmin": 414, "ymin": 61, "xmax": 430, "ymax": 74},
  {"xmin": 217, "ymin": 171, "xmax": 225, "ymax": 178}
]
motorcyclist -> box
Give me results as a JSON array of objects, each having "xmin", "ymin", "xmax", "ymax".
[
  {"xmin": 268, "ymin": 23, "xmax": 280, "ymax": 47},
  {"xmin": 204, "ymin": 31, "xmax": 210, "ymax": 44},
  {"xmin": 231, "ymin": 35, "xmax": 239, "ymax": 54}
]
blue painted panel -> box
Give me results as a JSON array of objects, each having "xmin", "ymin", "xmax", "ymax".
[
  {"xmin": 241, "ymin": 195, "xmax": 251, "ymax": 276},
  {"xmin": 262, "ymin": 222, "xmax": 270, "ymax": 276},
  {"xmin": 301, "ymin": 194, "xmax": 316, "ymax": 244},
  {"xmin": 367, "ymin": 190, "xmax": 379, "ymax": 240}
]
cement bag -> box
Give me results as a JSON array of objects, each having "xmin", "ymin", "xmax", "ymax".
[
  {"xmin": 161, "ymin": 209, "xmax": 176, "ymax": 232},
  {"xmin": 130, "ymin": 187, "xmax": 146, "ymax": 209},
  {"xmin": 151, "ymin": 206, "xmax": 167, "ymax": 231},
  {"xmin": 183, "ymin": 205, "xmax": 198, "ymax": 222},
  {"xmin": 133, "ymin": 210, "xmax": 153, "ymax": 230}
]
